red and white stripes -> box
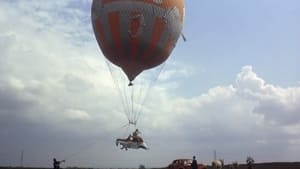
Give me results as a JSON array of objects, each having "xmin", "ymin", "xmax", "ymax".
[{"xmin": 92, "ymin": 0, "xmax": 184, "ymax": 81}]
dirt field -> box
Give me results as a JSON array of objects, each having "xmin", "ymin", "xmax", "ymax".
[
  {"xmin": 207, "ymin": 162, "xmax": 300, "ymax": 169},
  {"xmin": 1, "ymin": 162, "xmax": 300, "ymax": 169}
]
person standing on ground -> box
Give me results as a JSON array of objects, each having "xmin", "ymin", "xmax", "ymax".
[
  {"xmin": 191, "ymin": 156, "xmax": 198, "ymax": 169},
  {"xmin": 53, "ymin": 158, "xmax": 65, "ymax": 169}
]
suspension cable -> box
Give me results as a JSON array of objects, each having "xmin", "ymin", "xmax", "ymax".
[
  {"xmin": 63, "ymin": 140, "xmax": 99, "ymax": 161},
  {"xmin": 123, "ymin": 79, "xmax": 131, "ymax": 122},
  {"xmin": 106, "ymin": 60, "xmax": 166, "ymax": 131},
  {"xmin": 130, "ymin": 85, "xmax": 134, "ymax": 122},
  {"xmin": 106, "ymin": 61, "xmax": 131, "ymax": 122},
  {"xmin": 135, "ymin": 62, "xmax": 166, "ymax": 123}
]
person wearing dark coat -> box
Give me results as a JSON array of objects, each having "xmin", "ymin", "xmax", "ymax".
[
  {"xmin": 53, "ymin": 158, "xmax": 65, "ymax": 169},
  {"xmin": 191, "ymin": 156, "xmax": 198, "ymax": 169}
]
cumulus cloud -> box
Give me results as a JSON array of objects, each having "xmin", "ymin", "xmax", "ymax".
[
  {"xmin": 0, "ymin": 0, "xmax": 119, "ymax": 133},
  {"xmin": 235, "ymin": 66, "xmax": 300, "ymax": 126},
  {"xmin": 140, "ymin": 65, "xmax": 300, "ymax": 163}
]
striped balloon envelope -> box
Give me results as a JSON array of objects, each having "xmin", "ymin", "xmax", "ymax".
[{"xmin": 91, "ymin": 0, "xmax": 185, "ymax": 82}]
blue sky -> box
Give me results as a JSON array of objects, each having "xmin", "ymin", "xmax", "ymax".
[
  {"xmin": 175, "ymin": 0, "xmax": 300, "ymax": 95},
  {"xmin": 0, "ymin": 0, "xmax": 300, "ymax": 168}
]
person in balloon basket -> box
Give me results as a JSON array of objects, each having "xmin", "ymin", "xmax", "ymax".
[
  {"xmin": 53, "ymin": 158, "xmax": 65, "ymax": 169},
  {"xmin": 132, "ymin": 129, "xmax": 143, "ymax": 143},
  {"xmin": 121, "ymin": 129, "xmax": 142, "ymax": 142}
]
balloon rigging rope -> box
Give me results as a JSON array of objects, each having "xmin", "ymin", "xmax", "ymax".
[
  {"xmin": 123, "ymin": 80, "xmax": 131, "ymax": 122},
  {"xmin": 106, "ymin": 61, "xmax": 130, "ymax": 123},
  {"xmin": 130, "ymin": 85, "xmax": 134, "ymax": 123},
  {"xmin": 106, "ymin": 60, "xmax": 166, "ymax": 129},
  {"xmin": 121, "ymin": 121, "xmax": 131, "ymax": 138},
  {"xmin": 133, "ymin": 85, "xmax": 143, "ymax": 125},
  {"xmin": 63, "ymin": 140, "xmax": 99, "ymax": 161},
  {"xmin": 135, "ymin": 62, "xmax": 166, "ymax": 123}
]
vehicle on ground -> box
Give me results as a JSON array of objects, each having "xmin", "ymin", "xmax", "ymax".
[{"xmin": 168, "ymin": 159, "xmax": 206, "ymax": 169}]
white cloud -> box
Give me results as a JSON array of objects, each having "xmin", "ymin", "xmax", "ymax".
[
  {"xmin": 0, "ymin": 0, "xmax": 118, "ymax": 130},
  {"xmin": 288, "ymin": 138, "xmax": 300, "ymax": 145},
  {"xmin": 138, "ymin": 65, "xmax": 300, "ymax": 164},
  {"xmin": 64, "ymin": 109, "xmax": 91, "ymax": 120},
  {"xmin": 235, "ymin": 66, "xmax": 300, "ymax": 126},
  {"xmin": 283, "ymin": 124, "xmax": 300, "ymax": 135},
  {"xmin": 159, "ymin": 62, "xmax": 192, "ymax": 81}
]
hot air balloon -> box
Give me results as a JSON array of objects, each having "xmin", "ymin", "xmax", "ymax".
[
  {"xmin": 91, "ymin": 0, "xmax": 184, "ymax": 150},
  {"xmin": 91, "ymin": 0, "xmax": 185, "ymax": 84}
]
